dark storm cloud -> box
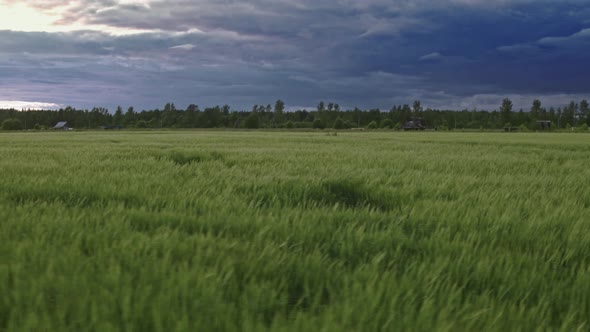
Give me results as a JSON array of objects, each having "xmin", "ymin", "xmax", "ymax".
[{"xmin": 1, "ymin": 0, "xmax": 589, "ymax": 110}]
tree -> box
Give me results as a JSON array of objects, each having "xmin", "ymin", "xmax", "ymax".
[
  {"xmin": 413, "ymin": 100, "xmax": 422, "ymax": 114},
  {"xmin": 368, "ymin": 108, "xmax": 381, "ymax": 124},
  {"xmin": 5, "ymin": 97, "xmax": 585, "ymax": 131},
  {"xmin": 90, "ymin": 107, "xmax": 110, "ymax": 126},
  {"xmin": 124, "ymin": 106, "xmax": 135, "ymax": 125},
  {"xmin": 164, "ymin": 102, "xmax": 175, "ymax": 112},
  {"xmin": 162, "ymin": 102, "xmax": 178, "ymax": 127},
  {"xmin": 182, "ymin": 104, "xmax": 198, "ymax": 128},
  {"xmin": 500, "ymin": 98, "xmax": 513, "ymax": 126},
  {"xmin": 367, "ymin": 121, "xmax": 378, "ymax": 129},
  {"xmin": 540, "ymin": 106, "xmax": 547, "ymax": 121},
  {"xmin": 2, "ymin": 118, "xmax": 23, "ymax": 130},
  {"xmin": 202, "ymin": 106, "xmax": 223, "ymax": 128},
  {"xmin": 568, "ymin": 100, "xmax": 578, "ymax": 126},
  {"xmin": 274, "ymin": 100, "xmax": 285, "ymax": 114},
  {"xmin": 136, "ymin": 120, "xmax": 148, "ymax": 128},
  {"xmin": 113, "ymin": 106, "xmax": 124, "ymax": 125},
  {"xmin": 274, "ymin": 99, "xmax": 285, "ymax": 127},
  {"xmin": 401, "ymin": 104, "xmax": 412, "ymax": 123},
  {"xmin": 245, "ymin": 113, "xmax": 260, "ymax": 129},
  {"xmin": 549, "ymin": 107, "xmax": 556, "ymax": 124},
  {"xmin": 381, "ymin": 118, "xmax": 394, "ymax": 129},
  {"xmin": 317, "ymin": 101, "xmax": 325, "ymax": 112},
  {"xmin": 333, "ymin": 117, "xmax": 345, "ymax": 129},
  {"xmin": 517, "ymin": 108, "xmax": 527, "ymax": 126},
  {"xmin": 186, "ymin": 104, "xmax": 198, "ymax": 113},
  {"xmin": 353, "ymin": 107, "xmax": 362, "ymax": 127},
  {"xmin": 530, "ymin": 99, "xmax": 541, "ymax": 121},
  {"xmin": 312, "ymin": 119, "xmax": 325, "ymax": 129},
  {"xmin": 580, "ymin": 100, "xmax": 589, "ymax": 125}
]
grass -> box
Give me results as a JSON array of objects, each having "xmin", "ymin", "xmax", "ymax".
[{"xmin": 1, "ymin": 130, "xmax": 590, "ymax": 331}]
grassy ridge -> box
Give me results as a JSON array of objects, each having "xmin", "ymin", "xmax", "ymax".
[{"xmin": 1, "ymin": 131, "xmax": 590, "ymax": 331}]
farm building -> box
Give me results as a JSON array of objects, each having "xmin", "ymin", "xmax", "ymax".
[
  {"xmin": 403, "ymin": 118, "xmax": 426, "ymax": 131},
  {"xmin": 536, "ymin": 121, "xmax": 551, "ymax": 130},
  {"xmin": 53, "ymin": 122, "xmax": 69, "ymax": 130}
]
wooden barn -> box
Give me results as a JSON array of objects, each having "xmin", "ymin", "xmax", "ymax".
[
  {"xmin": 53, "ymin": 122, "xmax": 69, "ymax": 130},
  {"xmin": 403, "ymin": 118, "xmax": 426, "ymax": 131},
  {"xmin": 536, "ymin": 121, "xmax": 552, "ymax": 130}
]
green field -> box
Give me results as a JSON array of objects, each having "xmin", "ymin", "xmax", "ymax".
[{"xmin": 1, "ymin": 131, "xmax": 589, "ymax": 331}]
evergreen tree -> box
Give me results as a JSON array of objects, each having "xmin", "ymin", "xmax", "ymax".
[
  {"xmin": 113, "ymin": 106, "xmax": 124, "ymax": 125},
  {"xmin": 530, "ymin": 100, "xmax": 541, "ymax": 121},
  {"xmin": 124, "ymin": 107, "xmax": 135, "ymax": 126},
  {"xmin": 500, "ymin": 98, "xmax": 513, "ymax": 126},
  {"xmin": 580, "ymin": 100, "xmax": 589, "ymax": 125}
]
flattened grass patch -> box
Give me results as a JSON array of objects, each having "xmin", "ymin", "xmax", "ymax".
[
  {"xmin": 156, "ymin": 150, "xmax": 224, "ymax": 166},
  {"xmin": 243, "ymin": 179, "xmax": 400, "ymax": 211}
]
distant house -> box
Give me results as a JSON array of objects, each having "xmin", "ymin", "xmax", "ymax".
[
  {"xmin": 536, "ymin": 121, "xmax": 552, "ymax": 130},
  {"xmin": 53, "ymin": 122, "xmax": 69, "ymax": 130},
  {"xmin": 403, "ymin": 117, "xmax": 426, "ymax": 131}
]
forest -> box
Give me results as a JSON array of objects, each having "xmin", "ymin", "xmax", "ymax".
[{"xmin": 1, "ymin": 98, "xmax": 589, "ymax": 131}]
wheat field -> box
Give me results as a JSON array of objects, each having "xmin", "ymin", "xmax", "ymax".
[{"xmin": 1, "ymin": 131, "xmax": 589, "ymax": 331}]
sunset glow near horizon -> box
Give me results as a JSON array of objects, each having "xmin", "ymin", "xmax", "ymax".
[{"xmin": 1, "ymin": 0, "xmax": 589, "ymax": 111}]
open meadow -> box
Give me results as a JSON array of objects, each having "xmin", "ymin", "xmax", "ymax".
[{"xmin": 1, "ymin": 130, "xmax": 590, "ymax": 331}]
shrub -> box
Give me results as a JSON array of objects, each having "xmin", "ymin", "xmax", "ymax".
[
  {"xmin": 285, "ymin": 121, "xmax": 294, "ymax": 129},
  {"xmin": 148, "ymin": 119, "xmax": 159, "ymax": 128},
  {"xmin": 575, "ymin": 123, "xmax": 588, "ymax": 132},
  {"xmin": 33, "ymin": 123, "xmax": 47, "ymax": 130},
  {"xmin": 136, "ymin": 120, "xmax": 148, "ymax": 128},
  {"xmin": 344, "ymin": 120, "xmax": 355, "ymax": 129},
  {"xmin": 381, "ymin": 119, "xmax": 394, "ymax": 129},
  {"xmin": 295, "ymin": 121, "xmax": 313, "ymax": 129},
  {"xmin": 2, "ymin": 119, "xmax": 23, "ymax": 131},
  {"xmin": 367, "ymin": 121, "xmax": 378, "ymax": 130},
  {"xmin": 312, "ymin": 119, "xmax": 326, "ymax": 130},
  {"xmin": 333, "ymin": 117, "xmax": 345, "ymax": 130},
  {"xmin": 245, "ymin": 114, "xmax": 260, "ymax": 129}
]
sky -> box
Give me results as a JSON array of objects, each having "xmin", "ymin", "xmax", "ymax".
[{"xmin": 0, "ymin": 0, "xmax": 589, "ymax": 111}]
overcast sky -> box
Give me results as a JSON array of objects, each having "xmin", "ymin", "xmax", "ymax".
[{"xmin": 0, "ymin": 0, "xmax": 589, "ymax": 111}]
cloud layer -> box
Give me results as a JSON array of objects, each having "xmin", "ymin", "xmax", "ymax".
[{"xmin": 0, "ymin": 0, "xmax": 589, "ymax": 110}]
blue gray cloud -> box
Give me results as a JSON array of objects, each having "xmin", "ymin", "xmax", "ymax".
[{"xmin": 1, "ymin": 0, "xmax": 589, "ymax": 110}]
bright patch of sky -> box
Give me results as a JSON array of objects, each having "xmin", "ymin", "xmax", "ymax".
[
  {"xmin": 0, "ymin": 100, "xmax": 61, "ymax": 110},
  {"xmin": 0, "ymin": 1, "xmax": 153, "ymax": 35}
]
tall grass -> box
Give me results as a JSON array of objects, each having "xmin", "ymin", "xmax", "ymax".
[{"xmin": 1, "ymin": 131, "xmax": 589, "ymax": 331}]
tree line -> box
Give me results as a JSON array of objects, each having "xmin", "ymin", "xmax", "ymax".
[{"xmin": 1, "ymin": 98, "xmax": 589, "ymax": 131}]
